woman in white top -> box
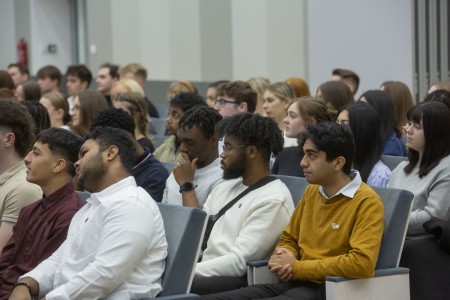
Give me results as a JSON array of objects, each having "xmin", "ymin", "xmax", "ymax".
[
  {"xmin": 388, "ymin": 101, "xmax": 450, "ymax": 235},
  {"xmin": 39, "ymin": 92, "xmax": 71, "ymax": 130},
  {"xmin": 262, "ymin": 82, "xmax": 295, "ymax": 147}
]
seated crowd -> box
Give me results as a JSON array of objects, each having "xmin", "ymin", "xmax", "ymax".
[{"xmin": 0, "ymin": 61, "xmax": 449, "ymax": 299}]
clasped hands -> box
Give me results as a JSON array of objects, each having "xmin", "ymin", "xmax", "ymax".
[{"xmin": 268, "ymin": 248, "xmax": 296, "ymax": 282}]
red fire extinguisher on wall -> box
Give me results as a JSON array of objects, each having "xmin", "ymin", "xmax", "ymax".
[{"xmin": 17, "ymin": 38, "xmax": 28, "ymax": 67}]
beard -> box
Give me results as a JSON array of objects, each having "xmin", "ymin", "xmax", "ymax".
[
  {"xmin": 77, "ymin": 152, "xmax": 108, "ymax": 192},
  {"xmin": 222, "ymin": 155, "xmax": 246, "ymax": 180}
]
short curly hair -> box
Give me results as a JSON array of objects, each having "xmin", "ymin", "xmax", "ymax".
[
  {"xmin": 223, "ymin": 112, "xmax": 283, "ymax": 160},
  {"xmin": 179, "ymin": 106, "xmax": 222, "ymax": 139},
  {"xmin": 91, "ymin": 107, "xmax": 136, "ymax": 136},
  {"xmin": 170, "ymin": 92, "xmax": 206, "ymax": 112},
  {"xmin": 0, "ymin": 99, "xmax": 35, "ymax": 157}
]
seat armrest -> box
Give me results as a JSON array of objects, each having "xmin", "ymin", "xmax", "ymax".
[
  {"xmin": 326, "ymin": 267, "xmax": 410, "ymax": 282},
  {"xmin": 374, "ymin": 267, "xmax": 409, "ymax": 277},
  {"xmin": 247, "ymin": 259, "xmax": 279, "ymax": 285},
  {"xmin": 156, "ymin": 294, "xmax": 200, "ymax": 299},
  {"xmin": 141, "ymin": 293, "xmax": 200, "ymax": 299},
  {"xmin": 246, "ymin": 259, "xmax": 269, "ymax": 267}
]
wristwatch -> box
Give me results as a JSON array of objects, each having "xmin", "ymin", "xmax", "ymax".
[{"xmin": 179, "ymin": 182, "xmax": 196, "ymax": 193}]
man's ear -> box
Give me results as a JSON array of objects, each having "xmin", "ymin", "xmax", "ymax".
[
  {"xmin": 105, "ymin": 145, "xmax": 119, "ymax": 161},
  {"xmin": 3, "ymin": 132, "xmax": 15, "ymax": 148},
  {"xmin": 238, "ymin": 102, "xmax": 248, "ymax": 112},
  {"xmin": 55, "ymin": 108, "xmax": 64, "ymax": 119},
  {"xmin": 209, "ymin": 133, "xmax": 219, "ymax": 147},
  {"xmin": 53, "ymin": 158, "xmax": 67, "ymax": 174},
  {"xmin": 333, "ymin": 156, "xmax": 346, "ymax": 171},
  {"xmin": 81, "ymin": 81, "xmax": 89, "ymax": 91},
  {"xmin": 246, "ymin": 144, "xmax": 258, "ymax": 160}
]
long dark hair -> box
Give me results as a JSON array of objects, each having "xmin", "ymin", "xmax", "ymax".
[
  {"xmin": 342, "ymin": 102, "xmax": 384, "ymax": 182},
  {"xmin": 404, "ymin": 101, "xmax": 450, "ymax": 177},
  {"xmin": 360, "ymin": 90, "xmax": 397, "ymax": 142}
]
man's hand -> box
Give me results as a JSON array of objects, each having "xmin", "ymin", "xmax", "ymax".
[
  {"xmin": 173, "ymin": 153, "xmax": 197, "ymax": 185},
  {"xmin": 270, "ymin": 264, "xmax": 293, "ymax": 282},
  {"xmin": 268, "ymin": 248, "xmax": 296, "ymax": 282},
  {"xmin": 9, "ymin": 285, "xmax": 32, "ymax": 300}
]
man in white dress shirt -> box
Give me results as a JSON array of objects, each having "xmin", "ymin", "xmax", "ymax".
[{"xmin": 10, "ymin": 127, "xmax": 167, "ymax": 300}]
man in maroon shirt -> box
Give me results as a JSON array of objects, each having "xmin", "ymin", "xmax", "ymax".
[{"xmin": 0, "ymin": 128, "xmax": 85, "ymax": 299}]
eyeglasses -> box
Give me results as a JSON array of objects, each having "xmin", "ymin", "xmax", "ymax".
[
  {"xmin": 215, "ymin": 98, "xmax": 239, "ymax": 107},
  {"xmin": 403, "ymin": 121, "xmax": 423, "ymax": 130},
  {"xmin": 222, "ymin": 144, "xmax": 252, "ymax": 152}
]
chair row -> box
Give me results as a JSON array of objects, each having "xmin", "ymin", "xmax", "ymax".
[{"xmin": 76, "ymin": 174, "xmax": 414, "ymax": 299}]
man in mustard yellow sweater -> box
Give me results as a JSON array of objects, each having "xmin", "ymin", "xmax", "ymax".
[{"xmin": 201, "ymin": 122, "xmax": 384, "ymax": 300}]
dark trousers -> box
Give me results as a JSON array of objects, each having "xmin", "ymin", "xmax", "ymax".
[
  {"xmin": 199, "ymin": 281, "xmax": 325, "ymax": 300},
  {"xmin": 191, "ymin": 276, "xmax": 248, "ymax": 295}
]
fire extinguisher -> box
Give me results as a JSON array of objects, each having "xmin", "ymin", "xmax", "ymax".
[{"xmin": 17, "ymin": 38, "xmax": 28, "ymax": 67}]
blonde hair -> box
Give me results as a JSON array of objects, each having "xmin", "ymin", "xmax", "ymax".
[
  {"xmin": 266, "ymin": 82, "xmax": 295, "ymax": 104},
  {"xmin": 112, "ymin": 79, "xmax": 145, "ymax": 97},
  {"xmin": 42, "ymin": 91, "xmax": 70, "ymax": 124},
  {"xmin": 118, "ymin": 63, "xmax": 147, "ymax": 82},
  {"xmin": 115, "ymin": 92, "xmax": 149, "ymax": 137},
  {"xmin": 292, "ymin": 96, "xmax": 333, "ymax": 124},
  {"xmin": 430, "ymin": 80, "xmax": 450, "ymax": 92},
  {"xmin": 248, "ymin": 77, "xmax": 270, "ymax": 115},
  {"xmin": 167, "ymin": 80, "xmax": 198, "ymax": 101}
]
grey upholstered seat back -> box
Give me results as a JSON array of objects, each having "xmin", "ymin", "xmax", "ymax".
[
  {"xmin": 381, "ymin": 155, "xmax": 407, "ymax": 171},
  {"xmin": 372, "ymin": 187, "xmax": 414, "ymax": 269},
  {"xmin": 273, "ymin": 174, "xmax": 309, "ymax": 207},
  {"xmin": 149, "ymin": 118, "xmax": 168, "ymax": 136},
  {"xmin": 157, "ymin": 203, "xmax": 207, "ymax": 296}
]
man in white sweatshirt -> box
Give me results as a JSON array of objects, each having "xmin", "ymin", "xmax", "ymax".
[{"xmin": 191, "ymin": 113, "xmax": 294, "ymax": 295}]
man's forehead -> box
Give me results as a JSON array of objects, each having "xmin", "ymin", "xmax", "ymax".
[
  {"xmin": 99, "ymin": 67, "xmax": 110, "ymax": 73},
  {"xmin": 303, "ymin": 138, "xmax": 319, "ymax": 151},
  {"xmin": 8, "ymin": 67, "xmax": 18, "ymax": 73},
  {"xmin": 223, "ymin": 135, "xmax": 242, "ymax": 144},
  {"xmin": 219, "ymin": 95, "xmax": 235, "ymax": 101},
  {"xmin": 81, "ymin": 139, "xmax": 98, "ymax": 149},
  {"xmin": 177, "ymin": 124, "xmax": 201, "ymax": 138}
]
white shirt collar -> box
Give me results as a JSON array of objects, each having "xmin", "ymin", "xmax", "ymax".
[
  {"xmin": 88, "ymin": 176, "xmax": 137, "ymax": 205},
  {"xmin": 319, "ymin": 170, "xmax": 362, "ymax": 199}
]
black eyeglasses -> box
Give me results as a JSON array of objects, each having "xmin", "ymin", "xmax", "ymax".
[{"xmin": 215, "ymin": 98, "xmax": 239, "ymax": 107}]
